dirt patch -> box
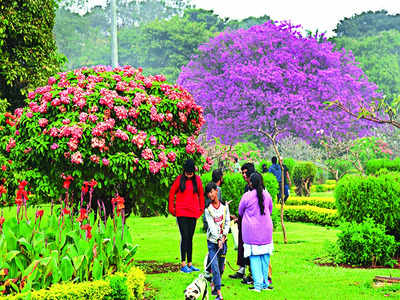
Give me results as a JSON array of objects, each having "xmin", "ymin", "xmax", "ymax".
[
  {"xmin": 133, "ymin": 260, "xmax": 181, "ymax": 274},
  {"xmin": 314, "ymin": 258, "xmax": 400, "ymax": 269}
]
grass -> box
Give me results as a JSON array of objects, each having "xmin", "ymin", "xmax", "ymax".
[{"xmin": 128, "ymin": 216, "xmax": 400, "ymax": 300}]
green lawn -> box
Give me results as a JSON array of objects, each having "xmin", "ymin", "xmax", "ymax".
[{"xmin": 128, "ymin": 216, "xmax": 400, "ymax": 300}]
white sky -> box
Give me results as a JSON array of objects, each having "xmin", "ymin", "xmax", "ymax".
[
  {"xmin": 191, "ymin": 0, "xmax": 400, "ymax": 36},
  {"xmin": 88, "ymin": 0, "xmax": 400, "ymax": 36}
]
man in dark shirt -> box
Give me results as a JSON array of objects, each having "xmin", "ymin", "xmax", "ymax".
[
  {"xmin": 229, "ymin": 162, "xmax": 254, "ymax": 284},
  {"xmin": 269, "ymin": 156, "xmax": 292, "ymax": 203}
]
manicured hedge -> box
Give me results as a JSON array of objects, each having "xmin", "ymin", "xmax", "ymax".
[
  {"xmin": 3, "ymin": 267, "xmax": 145, "ymax": 300},
  {"xmin": 336, "ymin": 219, "xmax": 398, "ymax": 267},
  {"xmin": 276, "ymin": 204, "xmax": 339, "ymax": 226},
  {"xmin": 365, "ymin": 158, "xmax": 400, "ymax": 175},
  {"xmin": 285, "ymin": 196, "xmax": 336, "ymax": 209},
  {"xmin": 201, "ymin": 171, "xmax": 279, "ymax": 214},
  {"xmin": 292, "ymin": 162, "xmax": 316, "ymax": 196},
  {"xmin": 335, "ymin": 173, "xmax": 400, "ymax": 240}
]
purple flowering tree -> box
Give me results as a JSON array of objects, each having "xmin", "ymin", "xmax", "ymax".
[
  {"xmin": 178, "ymin": 21, "xmax": 380, "ymax": 144},
  {"xmin": 178, "ymin": 21, "xmax": 380, "ymax": 243}
]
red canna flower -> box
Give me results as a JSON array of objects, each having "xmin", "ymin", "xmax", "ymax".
[
  {"xmin": 0, "ymin": 216, "xmax": 5, "ymax": 226},
  {"xmin": 1, "ymin": 165, "xmax": 6, "ymax": 171},
  {"xmin": 76, "ymin": 208, "xmax": 88, "ymax": 223},
  {"xmin": 18, "ymin": 180, "xmax": 28, "ymax": 190},
  {"xmin": 0, "ymin": 268, "xmax": 8, "ymax": 276},
  {"xmin": 89, "ymin": 179, "xmax": 97, "ymax": 188},
  {"xmin": 111, "ymin": 195, "xmax": 125, "ymax": 216},
  {"xmin": 62, "ymin": 207, "xmax": 70, "ymax": 215},
  {"xmin": 0, "ymin": 185, "xmax": 7, "ymax": 195},
  {"xmin": 62, "ymin": 175, "xmax": 74, "ymax": 189},
  {"xmin": 36, "ymin": 210, "xmax": 44, "ymax": 218},
  {"xmin": 81, "ymin": 181, "xmax": 90, "ymax": 194}
]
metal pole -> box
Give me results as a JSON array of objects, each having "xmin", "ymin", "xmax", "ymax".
[{"xmin": 111, "ymin": 0, "xmax": 118, "ymax": 67}]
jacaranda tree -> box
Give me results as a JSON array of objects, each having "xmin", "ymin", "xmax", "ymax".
[
  {"xmin": 178, "ymin": 21, "xmax": 380, "ymax": 144},
  {"xmin": 6, "ymin": 65, "xmax": 211, "ymax": 216}
]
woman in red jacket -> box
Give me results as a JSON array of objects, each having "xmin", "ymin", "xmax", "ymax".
[{"xmin": 169, "ymin": 159, "xmax": 205, "ymax": 273}]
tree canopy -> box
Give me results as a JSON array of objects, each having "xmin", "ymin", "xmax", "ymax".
[
  {"xmin": 333, "ymin": 30, "xmax": 400, "ymax": 101},
  {"xmin": 178, "ymin": 21, "xmax": 379, "ymax": 144},
  {"xmin": 334, "ymin": 10, "xmax": 400, "ymax": 38},
  {"xmin": 0, "ymin": 0, "xmax": 64, "ymax": 110}
]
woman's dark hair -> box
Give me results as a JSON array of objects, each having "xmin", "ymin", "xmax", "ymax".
[
  {"xmin": 234, "ymin": 157, "xmax": 238, "ymax": 162},
  {"xmin": 180, "ymin": 159, "xmax": 199, "ymax": 194},
  {"xmin": 241, "ymin": 162, "xmax": 255, "ymax": 178},
  {"xmin": 250, "ymin": 172, "xmax": 265, "ymax": 215},
  {"xmin": 271, "ymin": 156, "xmax": 278, "ymax": 164},
  {"xmin": 212, "ymin": 169, "xmax": 223, "ymax": 183}
]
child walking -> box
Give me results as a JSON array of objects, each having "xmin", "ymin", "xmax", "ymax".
[{"xmin": 204, "ymin": 182, "xmax": 230, "ymax": 300}]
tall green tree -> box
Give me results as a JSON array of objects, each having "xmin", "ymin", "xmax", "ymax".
[
  {"xmin": 0, "ymin": 0, "xmax": 64, "ymax": 110},
  {"xmin": 334, "ymin": 10, "xmax": 400, "ymax": 38},
  {"xmin": 124, "ymin": 15, "xmax": 215, "ymax": 81},
  {"xmin": 333, "ymin": 30, "xmax": 400, "ymax": 101}
]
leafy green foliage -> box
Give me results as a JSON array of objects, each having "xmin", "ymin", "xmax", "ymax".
[
  {"xmin": 106, "ymin": 275, "xmax": 129, "ymax": 300},
  {"xmin": 8, "ymin": 66, "xmax": 208, "ymax": 216},
  {"xmin": 292, "ymin": 162, "xmax": 316, "ymax": 196},
  {"xmin": 365, "ymin": 158, "xmax": 400, "ymax": 175},
  {"xmin": 2, "ymin": 266, "xmax": 144, "ymax": 299},
  {"xmin": 277, "ymin": 204, "xmax": 339, "ymax": 226},
  {"xmin": 0, "ymin": 209, "xmax": 138, "ymax": 295},
  {"xmin": 200, "ymin": 171, "xmax": 278, "ymax": 215},
  {"xmin": 333, "ymin": 10, "xmax": 400, "ymax": 38},
  {"xmin": 335, "ymin": 173, "xmax": 400, "ymax": 240},
  {"xmin": 335, "ymin": 219, "xmax": 398, "ymax": 267},
  {"xmin": 0, "ymin": 0, "xmax": 64, "ymax": 109}
]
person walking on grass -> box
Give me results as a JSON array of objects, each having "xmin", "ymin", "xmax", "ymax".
[
  {"xmin": 168, "ymin": 159, "xmax": 205, "ymax": 273},
  {"xmin": 204, "ymin": 182, "xmax": 230, "ymax": 300},
  {"xmin": 269, "ymin": 156, "xmax": 292, "ymax": 203},
  {"xmin": 239, "ymin": 172, "xmax": 274, "ymax": 292},
  {"xmin": 229, "ymin": 162, "xmax": 255, "ymax": 285}
]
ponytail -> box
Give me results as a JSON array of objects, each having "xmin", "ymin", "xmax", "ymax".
[{"xmin": 250, "ymin": 173, "xmax": 265, "ymax": 215}]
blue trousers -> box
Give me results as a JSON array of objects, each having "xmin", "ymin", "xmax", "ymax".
[
  {"xmin": 207, "ymin": 240, "xmax": 227, "ymax": 291},
  {"xmin": 249, "ymin": 254, "xmax": 270, "ymax": 291}
]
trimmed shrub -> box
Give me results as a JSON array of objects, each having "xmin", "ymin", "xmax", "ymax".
[
  {"xmin": 3, "ymin": 267, "xmax": 145, "ymax": 300},
  {"xmin": 365, "ymin": 158, "xmax": 400, "ymax": 175},
  {"xmin": 276, "ymin": 204, "xmax": 339, "ymax": 226},
  {"xmin": 200, "ymin": 171, "xmax": 279, "ymax": 215},
  {"xmin": 335, "ymin": 173, "xmax": 400, "ymax": 240},
  {"xmin": 314, "ymin": 183, "xmax": 336, "ymax": 192},
  {"xmin": 106, "ymin": 275, "xmax": 129, "ymax": 300},
  {"xmin": 292, "ymin": 162, "xmax": 316, "ymax": 196},
  {"xmin": 286, "ymin": 196, "xmax": 336, "ymax": 209},
  {"xmin": 336, "ymin": 219, "xmax": 398, "ymax": 267}
]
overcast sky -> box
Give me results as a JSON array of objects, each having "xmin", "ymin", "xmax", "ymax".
[
  {"xmin": 88, "ymin": 0, "xmax": 400, "ymax": 36},
  {"xmin": 191, "ymin": 0, "xmax": 400, "ymax": 36}
]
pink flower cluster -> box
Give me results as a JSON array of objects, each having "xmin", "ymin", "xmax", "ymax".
[
  {"xmin": 115, "ymin": 129, "xmax": 129, "ymax": 141},
  {"xmin": 131, "ymin": 131, "xmax": 147, "ymax": 149},
  {"xmin": 114, "ymin": 105, "xmax": 128, "ymax": 120},
  {"xmin": 92, "ymin": 118, "xmax": 115, "ymax": 136},
  {"xmin": 171, "ymin": 136, "xmax": 180, "ymax": 146},
  {"xmin": 141, "ymin": 148, "xmax": 154, "ymax": 160}
]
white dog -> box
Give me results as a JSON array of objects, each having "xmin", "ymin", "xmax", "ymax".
[{"xmin": 184, "ymin": 273, "xmax": 209, "ymax": 300}]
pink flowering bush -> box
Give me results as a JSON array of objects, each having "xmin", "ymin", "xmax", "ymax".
[{"xmin": 9, "ymin": 66, "xmax": 211, "ymax": 215}]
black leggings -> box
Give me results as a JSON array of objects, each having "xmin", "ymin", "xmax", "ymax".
[{"xmin": 177, "ymin": 217, "xmax": 197, "ymax": 262}]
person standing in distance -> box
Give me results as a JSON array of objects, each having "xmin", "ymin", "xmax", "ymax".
[{"xmin": 269, "ymin": 156, "xmax": 291, "ymax": 203}]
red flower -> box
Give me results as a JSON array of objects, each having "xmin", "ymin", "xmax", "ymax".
[
  {"xmin": 0, "ymin": 268, "xmax": 8, "ymax": 276},
  {"xmin": 18, "ymin": 180, "xmax": 28, "ymax": 189},
  {"xmin": 81, "ymin": 181, "xmax": 90, "ymax": 194},
  {"xmin": 62, "ymin": 208, "xmax": 71, "ymax": 215},
  {"xmin": 76, "ymin": 208, "xmax": 88, "ymax": 223},
  {"xmin": 36, "ymin": 210, "xmax": 44, "ymax": 218},
  {"xmin": 111, "ymin": 195, "xmax": 125, "ymax": 216},
  {"xmin": 89, "ymin": 179, "xmax": 97, "ymax": 187},
  {"xmin": 0, "ymin": 216, "xmax": 5, "ymax": 226},
  {"xmin": 0, "ymin": 185, "xmax": 7, "ymax": 195},
  {"xmin": 1, "ymin": 165, "xmax": 6, "ymax": 171},
  {"xmin": 63, "ymin": 175, "xmax": 74, "ymax": 189}
]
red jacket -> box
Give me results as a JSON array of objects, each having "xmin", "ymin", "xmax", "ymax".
[{"xmin": 168, "ymin": 175, "xmax": 205, "ymax": 219}]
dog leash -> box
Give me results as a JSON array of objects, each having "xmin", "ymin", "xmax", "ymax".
[{"xmin": 204, "ymin": 246, "xmax": 221, "ymax": 272}]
